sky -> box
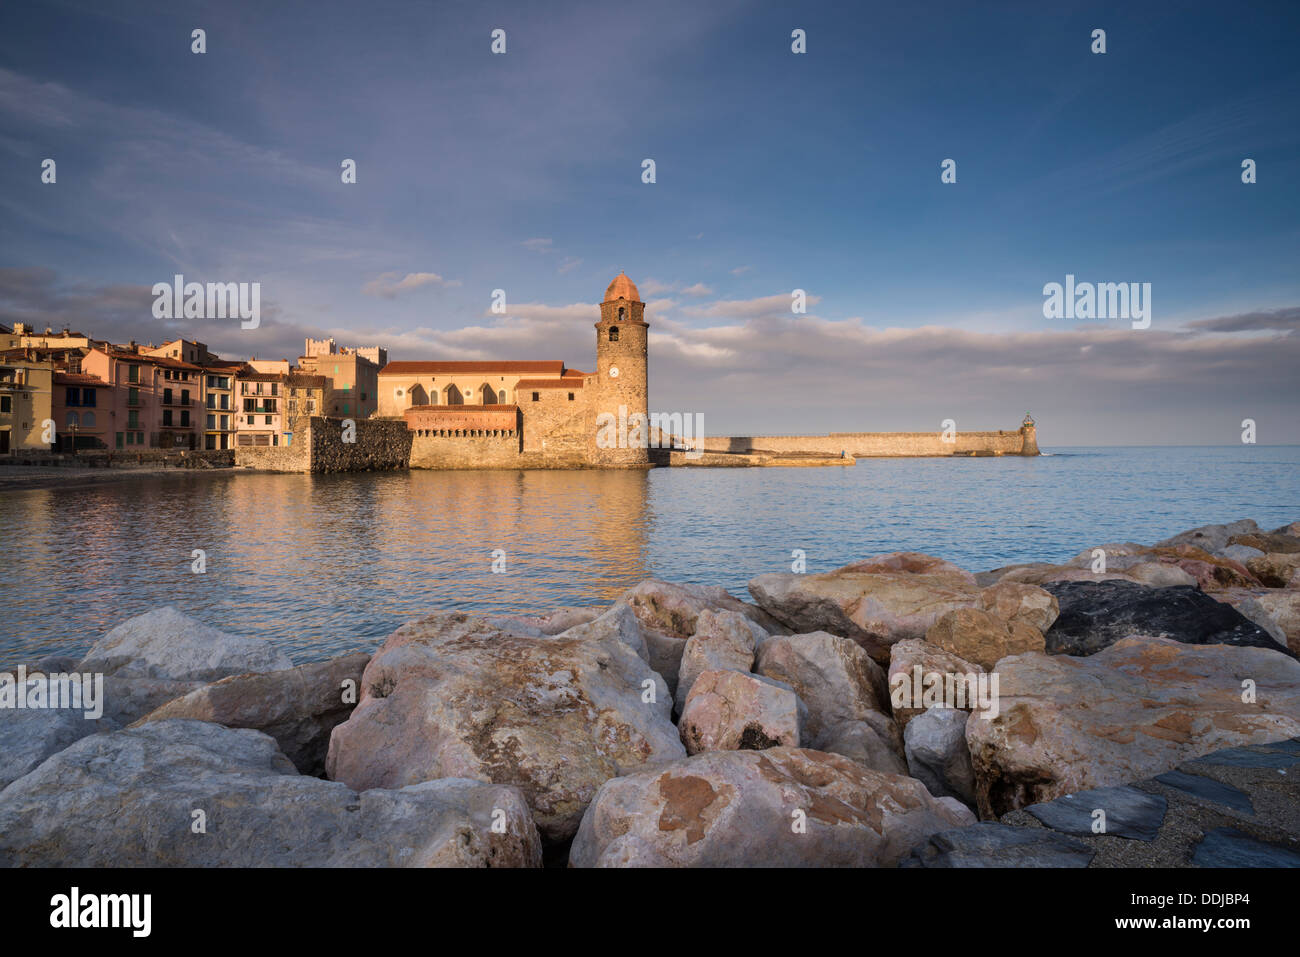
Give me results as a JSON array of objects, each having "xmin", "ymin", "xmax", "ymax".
[{"xmin": 1, "ymin": 0, "xmax": 1297, "ymax": 445}]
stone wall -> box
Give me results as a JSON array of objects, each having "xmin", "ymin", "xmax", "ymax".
[
  {"xmin": 410, "ymin": 432, "xmax": 524, "ymax": 469},
  {"xmin": 522, "ymin": 387, "xmax": 590, "ymax": 462},
  {"xmin": 309, "ymin": 417, "xmax": 411, "ymax": 473},
  {"xmin": 234, "ymin": 442, "xmax": 308, "ymax": 472},
  {"xmin": 699, "ymin": 426, "xmax": 1038, "ymax": 458}
]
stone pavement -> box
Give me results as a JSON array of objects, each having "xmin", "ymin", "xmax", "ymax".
[{"xmin": 903, "ymin": 738, "xmax": 1300, "ymax": 867}]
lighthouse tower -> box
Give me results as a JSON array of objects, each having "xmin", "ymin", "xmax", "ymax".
[{"xmin": 591, "ymin": 272, "xmax": 650, "ymax": 466}]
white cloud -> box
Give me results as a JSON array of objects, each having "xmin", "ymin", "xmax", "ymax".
[{"xmin": 361, "ymin": 271, "xmax": 460, "ymax": 299}]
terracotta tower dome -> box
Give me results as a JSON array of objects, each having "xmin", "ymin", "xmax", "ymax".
[{"xmin": 605, "ymin": 272, "xmax": 640, "ymax": 303}]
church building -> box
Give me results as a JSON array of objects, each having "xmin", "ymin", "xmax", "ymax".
[{"xmin": 376, "ymin": 273, "xmax": 651, "ymax": 468}]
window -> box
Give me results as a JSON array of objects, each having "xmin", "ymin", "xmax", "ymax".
[
  {"xmin": 115, "ymin": 432, "xmax": 123, "ymax": 449},
  {"xmin": 127, "ymin": 365, "xmax": 138, "ymax": 383},
  {"xmin": 0, "ymin": 396, "xmax": 9, "ymax": 413},
  {"xmin": 181, "ymin": 410, "xmax": 190, "ymax": 427},
  {"xmin": 568, "ymin": 392, "xmax": 575, "ymax": 401},
  {"xmin": 164, "ymin": 388, "xmax": 173, "ymax": 405},
  {"xmin": 288, "ymin": 400, "xmax": 297, "ymax": 412},
  {"xmin": 264, "ymin": 415, "xmax": 272, "ymax": 425},
  {"xmin": 163, "ymin": 410, "xmax": 173, "ymax": 427},
  {"xmin": 66, "ymin": 387, "xmax": 80, "ymax": 407},
  {"xmin": 129, "ymin": 387, "xmax": 140, "ymax": 407},
  {"xmin": 127, "ymin": 410, "xmax": 139, "ymax": 429},
  {"xmin": 531, "ymin": 392, "xmax": 539, "ymax": 402},
  {"xmin": 207, "ymin": 414, "xmax": 215, "ymax": 430},
  {"xmin": 609, "ymin": 327, "xmax": 619, "ymax": 341},
  {"xmin": 83, "ymin": 412, "xmax": 95, "ymax": 429},
  {"xmin": 136, "ymin": 432, "xmax": 143, "ymax": 445},
  {"xmin": 85, "ymin": 389, "xmax": 96, "ymax": 407},
  {"xmin": 342, "ymin": 404, "xmax": 349, "ymax": 415},
  {"xmin": 618, "ymin": 307, "xmax": 625, "ymax": 321},
  {"xmin": 181, "ymin": 389, "xmax": 190, "ymax": 405},
  {"xmin": 66, "ymin": 411, "xmax": 79, "ymax": 428},
  {"xmin": 498, "ymin": 390, "xmax": 506, "ymax": 403},
  {"xmin": 126, "ymin": 431, "xmax": 134, "ymax": 445}
]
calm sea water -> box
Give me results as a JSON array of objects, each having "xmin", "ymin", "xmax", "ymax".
[{"xmin": 3, "ymin": 446, "xmax": 1297, "ymax": 663}]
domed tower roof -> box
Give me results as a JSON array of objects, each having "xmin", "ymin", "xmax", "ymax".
[{"xmin": 604, "ymin": 272, "xmax": 640, "ymax": 302}]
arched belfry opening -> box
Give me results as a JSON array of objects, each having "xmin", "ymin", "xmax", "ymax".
[{"xmin": 618, "ymin": 306, "xmax": 625, "ymax": 321}]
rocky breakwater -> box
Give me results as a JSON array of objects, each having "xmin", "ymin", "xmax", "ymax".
[{"xmin": 2, "ymin": 516, "xmax": 1298, "ymax": 867}]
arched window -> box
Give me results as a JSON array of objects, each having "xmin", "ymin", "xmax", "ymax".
[
  {"xmin": 498, "ymin": 390, "xmax": 506, "ymax": 404},
  {"xmin": 608, "ymin": 327, "xmax": 620, "ymax": 342},
  {"xmin": 82, "ymin": 412, "xmax": 96, "ymax": 428},
  {"xmin": 618, "ymin": 307, "xmax": 625, "ymax": 321},
  {"xmin": 65, "ymin": 411, "xmax": 79, "ymax": 428}
]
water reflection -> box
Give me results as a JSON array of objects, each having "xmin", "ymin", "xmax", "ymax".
[{"xmin": 4, "ymin": 446, "xmax": 1297, "ymax": 663}]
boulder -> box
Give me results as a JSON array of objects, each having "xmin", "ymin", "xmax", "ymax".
[
  {"xmin": 134, "ymin": 652, "xmax": 370, "ymax": 776},
  {"xmin": 569, "ymin": 747, "xmax": 975, "ymax": 867},
  {"xmin": 325, "ymin": 611, "xmax": 683, "ymax": 844},
  {"xmin": 816, "ymin": 716, "xmax": 908, "ymax": 775},
  {"xmin": 0, "ymin": 703, "xmax": 111, "ymax": 791},
  {"xmin": 1252, "ymin": 591, "xmax": 1300, "ymax": 654},
  {"xmin": 1155, "ymin": 519, "xmax": 1259, "ymax": 556},
  {"xmin": 1042, "ymin": 581, "xmax": 1291, "ymax": 658},
  {"xmin": 1063, "ymin": 543, "xmax": 1259, "ymax": 591},
  {"xmin": 678, "ymin": 670, "xmax": 805, "ymax": 754},
  {"xmin": 495, "ymin": 606, "xmax": 606, "ymax": 635},
  {"xmin": 1212, "ymin": 588, "xmax": 1290, "ymax": 649},
  {"xmin": 611, "ymin": 580, "xmax": 781, "ymax": 696},
  {"xmin": 924, "ymin": 607, "xmax": 1044, "ymax": 671},
  {"xmin": 1222, "ymin": 544, "xmax": 1266, "ymax": 565},
  {"xmin": 754, "ymin": 631, "xmax": 890, "ymax": 742},
  {"xmin": 886, "ymin": 638, "xmax": 985, "ymax": 730},
  {"xmin": 748, "ymin": 552, "xmax": 981, "ymax": 661},
  {"xmin": 0, "ymin": 720, "xmax": 541, "ymax": 867},
  {"xmin": 977, "ymin": 582, "xmax": 1059, "ymax": 633},
  {"xmin": 966, "ymin": 636, "xmax": 1300, "ymax": 817},
  {"xmin": 79, "ymin": 607, "xmax": 292, "ymax": 682},
  {"xmin": 904, "ymin": 707, "xmax": 976, "ymax": 805},
  {"xmin": 675, "ymin": 609, "xmax": 759, "ymax": 711},
  {"xmin": 1230, "ymin": 531, "xmax": 1300, "ymax": 554},
  {"xmin": 1247, "ymin": 553, "xmax": 1300, "ymax": 589}
]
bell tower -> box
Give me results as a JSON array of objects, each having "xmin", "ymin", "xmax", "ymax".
[{"xmin": 592, "ymin": 272, "xmax": 649, "ymax": 466}]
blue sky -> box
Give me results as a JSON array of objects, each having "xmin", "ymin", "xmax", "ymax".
[{"xmin": 1, "ymin": 0, "xmax": 1298, "ymax": 443}]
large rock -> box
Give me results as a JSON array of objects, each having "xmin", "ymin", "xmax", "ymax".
[
  {"xmin": 924, "ymin": 607, "xmax": 1044, "ymax": 671},
  {"xmin": 1042, "ymin": 581, "xmax": 1291, "ymax": 658},
  {"xmin": 1213, "ymin": 588, "xmax": 1291, "ymax": 649},
  {"xmin": 678, "ymin": 670, "xmax": 805, "ymax": 754},
  {"xmin": 748, "ymin": 553, "xmax": 981, "ymax": 662},
  {"xmin": 754, "ymin": 631, "xmax": 890, "ymax": 743},
  {"xmin": 675, "ymin": 609, "xmax": 759, "ymax": 711},
  {"xmin": 1229, "ymin": 531, "xmax": 1300, "ymax": 554},
  {"xmin": 611, "ymin": 580, "xmax": 780, "ymax": 696},
  {"xmin": 1252, "ymin": 591, "xmax": 1300, "ymax": 654},
  {"xmin": 0, "ymin": 720, "xmax": 541, "ymax": 867},
  {"xmin": 886, "ymin": 638, "xmax": 985, "ymax": 730},
  {"xmin": 816, "ymin": 715, "xmax": 908, "ymax": 775},
  {"xmin": 495, "ymin": 606, "xmax": 606, "ymax": 635},
  {"xmin": 569, "ymin": 747, "xmax": 975, "ymax": 867},
  {"xmin": 966, "ymin": 636, "xmax": 1300, "ymax": 817},
  {"xmin": 325, "ymin": 610, "xmax": 684, "ymax": 843},
  {"xmin": 977, "ymin": 582, "xmax": 1059, "ymax": 633},
  {"xmin": 0, "ymin": 699, "xmax": 111, "ymax": 791},
  {"xmin": 1064, "ymin": 543, "xmax": 1260, "ymax": 592},
  {"xmin": 1155, "ymin": 519, "xmax": 1259, "ymax": 556},
  {"xmin": 904, "ymin": 707, "xmax": 976, "ymax": 805},
  {"xmin": 134, "ymin": 652, "xmax": 370, "ymax": 776},
  {"xmin": 79, "ymin": 607, "xmax": 293, "ymax": 682},
  {"xmin": 983, "ymin": 560, "xmax": 1196, "ymax": 589},
  {"xmin": 1247, "ymin": 553, "xmax": 1300, "ymax": 588}
]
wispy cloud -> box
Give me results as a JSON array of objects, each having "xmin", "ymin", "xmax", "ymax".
[{"xmin": 361, "ymin": 271, "xmax": 460, "ymax": 299}]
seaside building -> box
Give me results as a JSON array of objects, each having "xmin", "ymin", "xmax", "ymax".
[
  {"xmin": 235, "ymin": 370, "xmax": 287, "ymax": 447},
  {"xmin": 284, "ymin": 373, "xmax": 328, "ymax": 445},
  {"xmin": 0, "ymin": 354, "xmax": 54, "ymax": 453},
  {"xmin": 298, "ymin": 338, "xmax": 383, "ymax": 420},
  {"xmin": 376, "ymin": 273, "xmax": 651, "ymax": 468},
  {"xmin": 81, "ymin": 346, "xmax": 205, "ymax": 450},
  {"xmin": 202, "ymin": 361, "xmax": 243, "ymax": 450},
  {"xmin": 52, "ymin": 371, "xmax": 110, "ymax": 451}
]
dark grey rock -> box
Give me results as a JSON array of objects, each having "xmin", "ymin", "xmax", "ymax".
[
  {"xmin": 1025, "ymin": 785, "xmax": 1167, "ymax": 841},
  {"xmin": 901, "ymin": 821, "xmax": 1095, "ymax": 868},
  {"xmin": 1042, "ymin": 581, "xmax": 1293, "ymax": 659},
  {"xmin": 1191, "ymin": 827, "xmax": 1300, "ymax": 867},
  {"xmin": 1184, "ymin": 744, "xmax": 1300, "ymax": 771},
  {"xmin": 1155, "ymin": 770, "xmax": 1255, "ymax": 815}
]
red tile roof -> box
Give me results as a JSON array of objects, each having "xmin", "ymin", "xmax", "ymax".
[
  {"xmin": 380, "ymin": 360, "xmax": 565, "ymax": 376},
  {"xmin": 516, "ymin": 378, "xmax": 584, "ymax": 389},
  {"xmin": 54, "ymin": 372, "xmax": 108, "ymax": 386}
]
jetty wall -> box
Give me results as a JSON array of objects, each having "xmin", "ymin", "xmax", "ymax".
[{"xmin": 699, "ymin": 424, "xmax": 1039, "ymax": 458}]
